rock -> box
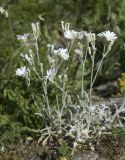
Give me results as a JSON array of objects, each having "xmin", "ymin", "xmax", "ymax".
[{"xmin": 72, "ymin": 150, "xmax": 107, "ymax": 160}]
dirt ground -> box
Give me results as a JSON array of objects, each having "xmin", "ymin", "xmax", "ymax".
[{"xmin": 1, "ymin": 132, "xmax": 125, "ymax": 160}]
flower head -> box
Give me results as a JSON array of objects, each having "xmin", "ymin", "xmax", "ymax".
[
  {"xmin": 16, "ymin": 66, "xmax": 28, "ymax": 77},
  {"xmin": 17, "ymin": 34, "xmax": 29, "ymax": 42},
  {"xmin": 64, "ymin": 30, "xmax": 78, "ymax": 39},
  {"xmin": 98, "ymin": 31, "xmax": 117, "ymax": 42},
  {"xmin": 61, "ymin": 21, "xmax": 77, "ymax": 39},
  {"xmin": 54, "ymin": 48, "xmax": 69, "ymax": 60},
  {"xmin": 45, "ymin": 69, "xmax": 56, "ymax": 81}
]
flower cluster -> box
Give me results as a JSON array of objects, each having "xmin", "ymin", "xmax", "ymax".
[
  {"xmin": 62, "ymin": 21, "xmax": 117, "ymax": 44},
  {"xmin": 16, "ymin": 20, "xmax": 123, "ymax": 151}
]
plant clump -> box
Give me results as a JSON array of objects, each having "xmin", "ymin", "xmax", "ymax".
[{"xmin": 15, "ymin": 20, "xmax": 125, "ymax": 157}]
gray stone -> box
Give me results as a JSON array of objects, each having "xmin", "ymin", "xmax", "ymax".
[{"xmin": 72, "ymin": 151, "xmax": 107, "ymax": 160}]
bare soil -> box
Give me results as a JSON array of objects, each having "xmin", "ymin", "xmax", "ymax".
[{"xmin": 1, "ymin": 132, "xmax": 125, "ymax": 160}]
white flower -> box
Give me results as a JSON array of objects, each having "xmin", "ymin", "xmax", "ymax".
[
  {"xmin": 16, "ymin": 66, "xmax": 28, "ymax": 77},
  {"xmin": 54, "ymin": 48, "xmax": 69, "ymax": 60},
  {"xmin": 61, "ymin": 21, "xmax": 77, "ymax": 39},
  {"xmin": 98, "ymin": 31, "xmax": 117, "ymax": 42},
  {"xmin": 45, "ymin": 69, "xmax": 56, "ymax": 81},
  {"xmin": 64, "ymin": 30, "xmax": 78, "ymax": 39},
  {"xmin": 17, "ymin": 34, "xmax": 29, "ymax": 41}
]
